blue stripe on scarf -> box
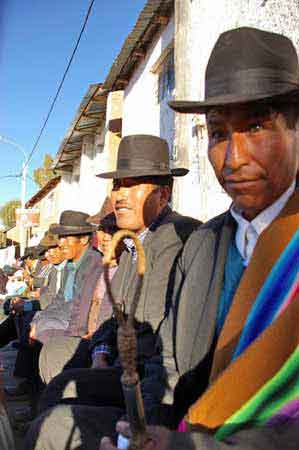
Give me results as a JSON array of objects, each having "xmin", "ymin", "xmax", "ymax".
[{"xmin": 233, "ymin": 230, "xmax": 299, "ymax": 360}]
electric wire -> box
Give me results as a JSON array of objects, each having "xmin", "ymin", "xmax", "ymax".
[{"xmin": 25, "ymin": 0, "xmax": 96, "ymax": 167}]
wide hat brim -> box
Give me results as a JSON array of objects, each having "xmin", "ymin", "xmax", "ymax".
[
  {"xmin": 169, "ymin": 88, "xmax": 299, "ymax": 114},
  {"xmin": 49, "ymin": 225, "xmax": 94, "ymax": 237},
  {"xmin": 97, "ymin": 167, "xmax": 188, "ymax": 179}
]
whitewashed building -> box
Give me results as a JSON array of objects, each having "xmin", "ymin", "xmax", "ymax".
[
  {"xmin": 53, "ymin": 0, "xmax": 299, "ymax": 222},
  {"xmin": 54, "ymin": 84, "xmax": 110, "ymax": 215},
  {"xmin": 172, "ymin": 0, "xmax": 299, "ymax": 220}
]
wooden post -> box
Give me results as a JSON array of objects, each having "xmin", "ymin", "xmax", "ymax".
[
  {"xmin": 172, "ymin": 0, "xmax": 193, "ymax": 211},
  {"xmin": 104, "ymin": 91, "xmax": 124, "ymax": 195}
]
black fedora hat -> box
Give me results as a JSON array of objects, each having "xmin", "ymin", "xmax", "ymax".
[
  {"xmin": 97, "ymin": 134, "xmax": 188, "ymax": 179},
  {"xmin": 50, "ymin": 211, "xmax": 94, "ymax": 237},
  {"xmin": 169, "ymin": 27, "xmax": 299, "ymax": 114}
]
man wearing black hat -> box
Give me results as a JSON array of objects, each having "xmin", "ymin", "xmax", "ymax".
[
  {"xmin": 25, "ymin": 135, "xmax": 200, "ymax": 448},
  {"xmin": 25, "ymin": 211, "xmax": 103, "ymax": 387},
  {"xmin": 95, "ymin": 27, "xmax": 299, "ymax": 450},
  {"xmin": 36, "ymin": 200, "xmax": 119, "ymax": 384}
]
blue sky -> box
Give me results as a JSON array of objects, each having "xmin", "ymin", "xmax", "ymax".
[{"xmin": 0, "ymin": 0, "xmax": 146, "ymax": 206}]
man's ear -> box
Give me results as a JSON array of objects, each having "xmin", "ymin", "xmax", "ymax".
[
  {"xmin": 160, "ymin": 185, "xmax": 171, "ymax": 207},
  {"xmin": 79, "ymin": 235, "xmax": 90, "ymax": 246}
]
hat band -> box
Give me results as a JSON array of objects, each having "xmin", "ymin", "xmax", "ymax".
[
  {"xmin": 118, "ymin": 158, "xmax": 169, "ymax": 172},
  {"xmin": 206, "ymin": 68, "xmax": 299, "ymax": 99}
]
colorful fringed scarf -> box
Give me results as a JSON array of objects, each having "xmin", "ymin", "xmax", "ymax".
[{"xmin": 183, "ymin": 191, "xmax": 299, "ymax": 440}]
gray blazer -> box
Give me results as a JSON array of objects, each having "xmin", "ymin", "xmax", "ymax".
[
  {"xmin": 91, "ymin": 207, "xmax": 201, "ymax": 370},
  {"xmin": 33, "ymin": 246, "xmax": 103, "ymax": 339},
  {"xmin": 156, "ymin": 212, "xmax": 299, "ymax": 449}
]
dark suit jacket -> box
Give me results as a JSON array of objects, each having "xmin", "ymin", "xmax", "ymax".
[{"xmin": 155, "ymin": 211, "xmax": 299, "ymax": 449}]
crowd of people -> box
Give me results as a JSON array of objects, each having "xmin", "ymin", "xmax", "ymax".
[{"xmin": 0, "ymin": 26, "xmax": 299, "ymax": 450}]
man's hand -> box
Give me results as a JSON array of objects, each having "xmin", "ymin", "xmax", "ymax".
[
  {"xmin": 10, "ymin": 297, "xmax": 25, "ymax": 314},
  {"xmin": 100, "ymin": 421, "xmax": 171, "ymax": 450},
  {"xmin": 81, "ymin": 332, "xmax": 92, "ymax": 340},
  {"xmin": 91, "ymin": 353, "xmax": 109, "ymax": 369},
  {"xmin": 29, "ymin": 323, "xmax": 37, "ymax": 344}
]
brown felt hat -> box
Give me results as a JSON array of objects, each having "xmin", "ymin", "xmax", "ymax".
[
  {"xmin": 169, "ymin": 27, "xmax": 299, "ymax": 114},
  {"xmin": 87, "ymin": 197, "xmax": 117, "ymax": 230},
  {"xmin": 39, "ymin": 230, "xmax": 59, "ymax": 249},
  {"xmin": 50, "ymin": 211, "xmax": 94, "ymax": 236},
  {"xmin": 97, "ymin": 134, "xmax": 188, "ymax": 179}
]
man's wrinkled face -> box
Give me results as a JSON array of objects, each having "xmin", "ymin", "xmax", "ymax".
[
  {"xmin": 110, "ymin": 177, "xmax": 169, "ymax": 235},
  {"xmin": 46, "ymin": 246, "xmax": 65, "ymax": 265},
  {"xmin": 58, "ymin": 235, "xmax": 89, "ymax": 261},
  {"xmin": 207, "ymin": 105, "xmax": 299, "ymax": 220}
]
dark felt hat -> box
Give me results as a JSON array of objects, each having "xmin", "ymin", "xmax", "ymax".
[
  {"xmin": 35, "ymin": 245, "xmax": 48, "ymax": 260},
  {"xmin": 20, "ymin": 247, "xmax": 35, "ymax": 261},
  {"xmin": 87, "ymin": 197, "xmax": 117, "ymax": 230},
  {"xmin": 169, "ymin": 27, "xmax": 299, "ymax": 114},
  {"xmin": 97, "ymin": 134, "xmax": 188, "ymax": 179},
  {"xmin": 50, "ymin": 210, "xmax": 94, "ymax": 236},
  {"xmin": 39, "ymin": 230, "xmax": 59, "ymax": 249}
]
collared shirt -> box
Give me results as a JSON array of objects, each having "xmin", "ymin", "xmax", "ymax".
[
  {"xmin": 230, "ymin": 181, "xmax": 296, "ymax": 266},
  {"xmin": 55, "ymin": 260, "xmax": 67, "ymax": 294},
  {"xmin": 63, "ymin": 250, "xmax": 87, "ymax": 302},
  {"xmin": 124, "ymin": 206, "xmax": 168, "ymax": 261}
]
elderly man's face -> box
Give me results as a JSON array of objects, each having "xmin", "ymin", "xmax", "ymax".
[
  {"xmin": 46, "ymin": 246, "xmax": 65, "ymax": 265},
  {"xmin": 58, "ymin": 235, "xmax": 89, "ymax": 261},
  {"xmin": 207, "ymin": 105, "xmax": 299, "ymax": 220},
  {"xmin": 110, "ymin": 177, "xmax": 170, "ymax": 235}
]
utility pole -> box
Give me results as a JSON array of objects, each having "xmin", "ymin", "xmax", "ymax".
[
  {"xmin": 20, "ymin": 161, "xmax": 28, "ymax": 257},
  {"xmin": 0, "ymin": 135, "xmax": 28, "ymax": 256}
]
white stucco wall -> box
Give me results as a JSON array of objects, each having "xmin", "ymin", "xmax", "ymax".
[
  {"xmin": 58, "ymin": 127, "xmax": 109, "ymax": 217},
  {"xmin": 122, "ymin": 16, "xmax": 175, "ymax": 149},
  {"xmin": 177, "ymin": 0, "xmax": 299, "ymax": 221},
  {"xmin": 78, "ymin": 133, "xmax": 108, "ymax": 215}
]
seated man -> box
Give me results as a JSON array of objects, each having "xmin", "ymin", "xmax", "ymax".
[
  {"xmin": 37, "ymin": 198, "xmax": 120, "ymax": 383},
  {"xmin": 6, "ymin": 233, "xmax": 67, "ymax": 398},
  {"xmin": 100, "ymin": 27, "xmax": 299, "ymax": 450},
  {"xmin": 25, "ymin": 135, "xmax": 200, "ymax": 447},
  {"xmin": 0, "ymin": 266, "xmax": 9, "ymax": 296},
  {"xmin": 29, "ymin": 209, "xmax": 102, "ymax": 338},
  {"xmin": 26, "ymin": 28, "xmax": 299, "ymax": 450}
]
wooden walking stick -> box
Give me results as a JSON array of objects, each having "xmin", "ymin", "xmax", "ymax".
[{"xmin": 103, "ymin": 230, "xmax": 150, "ymax": 450}]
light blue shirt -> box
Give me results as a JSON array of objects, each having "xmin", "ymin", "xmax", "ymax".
[{"xmin": 63, "ymin": 250, "xmax": 86, "ymax": 302}]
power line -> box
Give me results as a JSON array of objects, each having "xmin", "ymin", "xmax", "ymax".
[{"xmin": 25, "ymin": 0, "xmax": 96, "ymax": 167}]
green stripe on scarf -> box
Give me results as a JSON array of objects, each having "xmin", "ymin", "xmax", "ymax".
[{"xmin": 216, "ymin": 347, "xmax": 299, "ymax": 440}]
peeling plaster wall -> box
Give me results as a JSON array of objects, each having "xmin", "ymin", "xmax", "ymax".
[{"xmin": 181, "ymin": 0, "xmax": 299, "ymax": 221}]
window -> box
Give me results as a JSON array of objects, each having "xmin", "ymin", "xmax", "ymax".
[{"xmin": 158, "ymin": 49, "xmax": 175, "ymax": 103}]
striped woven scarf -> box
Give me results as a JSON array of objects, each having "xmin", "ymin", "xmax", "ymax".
[{"xmin": 216, "ymin": 229, "xmax": 299, "ymax": 439}]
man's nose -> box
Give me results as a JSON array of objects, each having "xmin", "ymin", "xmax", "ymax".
[
  {"xmin": 115, "ymin": 185, "xmax": 128, "ymax": 201},
  {"xmin": 224, "ymin": 132, "xmax": 249, "ymax": 171},
  {"xmin": 58, "ymin": 238, "xmax": 66, "ymax": 248}
]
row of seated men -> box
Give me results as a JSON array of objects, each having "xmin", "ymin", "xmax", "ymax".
[{"xmin": 2, "ymin": 25, "xmax": 299, "ymax": 450}]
